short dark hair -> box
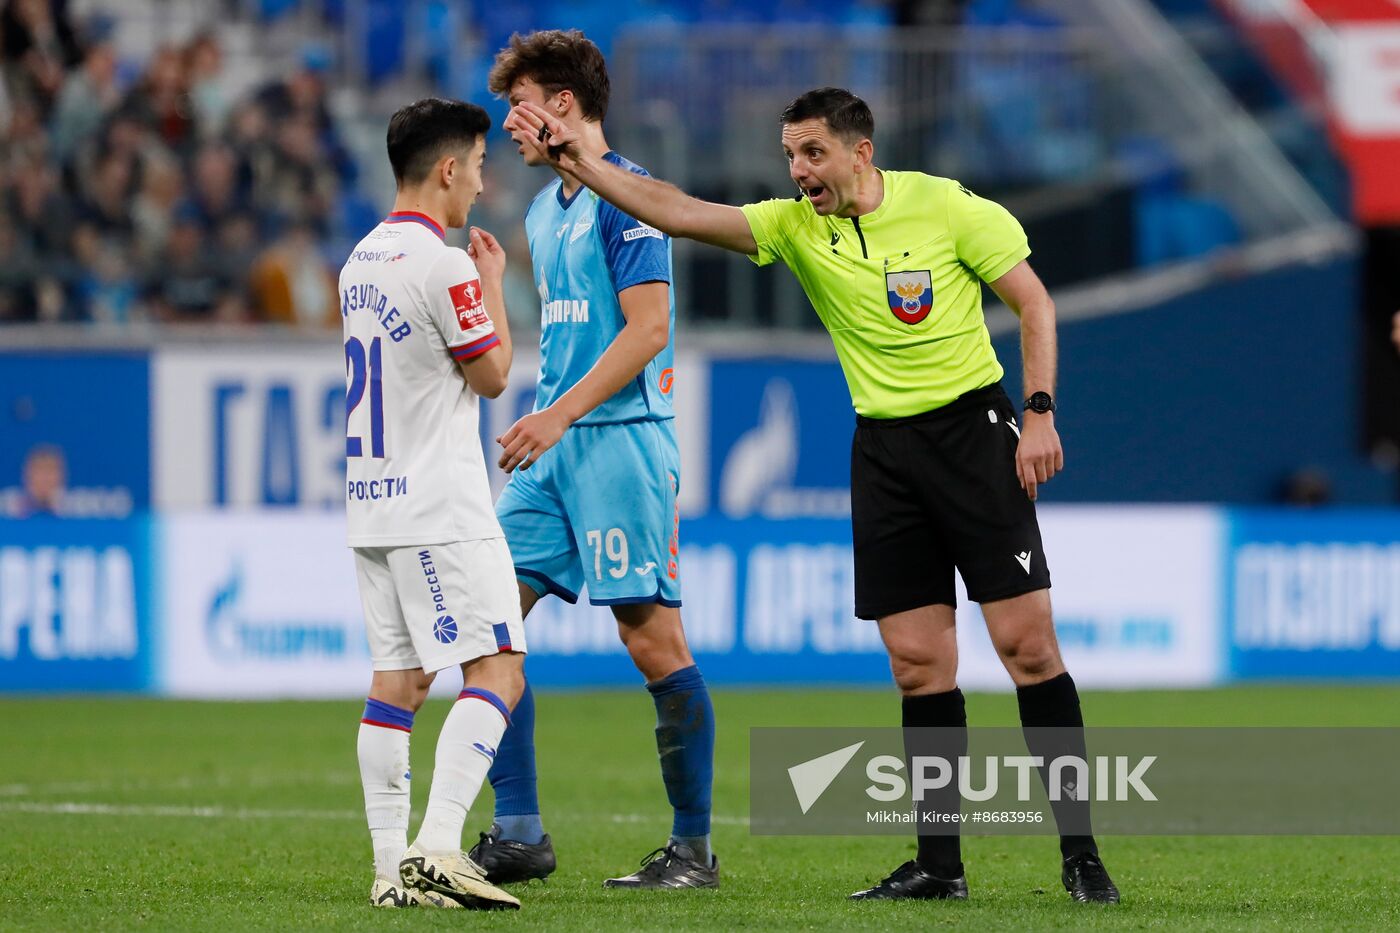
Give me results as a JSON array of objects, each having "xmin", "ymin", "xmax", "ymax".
[
  {"xmin": 487, "ymin": 29, "xmax": 610, "ymax": 122},
  {"xmin": 386, "ymin": 98, "xmax": 491, "ymax": 186},
  {"xmin": 780, "ymin": 87, "xmax": 874, "ymax": 144}
]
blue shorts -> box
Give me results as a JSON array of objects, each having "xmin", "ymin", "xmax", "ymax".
[{"xmin": 496, "ymin": 419, "xmax": 681, "ymax": 607}]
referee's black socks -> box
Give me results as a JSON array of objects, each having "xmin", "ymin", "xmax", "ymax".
[
  {"xmin": 1015, "ymin": 671, "xmax": 1099, "ymax": 859},
  {"xmin": 902, "ymin": 688, "xmax": 967, "ymax": 878}
]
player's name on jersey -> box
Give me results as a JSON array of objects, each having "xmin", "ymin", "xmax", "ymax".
[
  {"xmin": 341, "ymin": 281, "xmax": 412, "ymax": 342},
  {"xmin": 543, "ymin": 298, "xmax": 590, "ymax": 325}
]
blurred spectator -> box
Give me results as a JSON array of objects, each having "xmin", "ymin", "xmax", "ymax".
[
  {"xmin": 15, "ymin": 443, "xmax": 65, "ymax": 517},
  {"xmin": 7, "ymin": 156, "xmax": 73, "ymax": 261},
  {"xmin": 77, "ymin": 150, "xmax": 136, "ymax": 244},
  {"xmin": 184, "ymin": 33, "xmax": 230, "ymax": 138},
  {"xmin": 130, "ymin": 149, "xmax": 185, "ymax": 264},
  {"xmin": 260, "ymin": 113, "xmax": 338, "ymax": 233},
  {"xmin": 255, "ymin": 45, "xmax": 354, "ymax": 183},
  {"xmin": 70, "ymin": 219, "xmax": 137, "ymax": 322},
  {"xmin": 249, "ymin": 222, "xmax": 338, "ymax": 327},
  {"xmin": 178, "ymin": 141, "xmax": 248, "ymax": 234},
  {"xmin": 215, "ymin": 212, "xmax": 261, "ymax": 284},
  {"xmin": 119, "ymin": 44, "xmax": 195, "ymax": 155},
  {"xmin": 90, "ymin": 109, "xmax": 149, "ymax": 165},
  {"xmin": 49, "ymin": 31, "xmax": 117, "ymax": 161},
  {"xmin": 145, "ymin": 215, "xmax": 244, "ymax": 323},
  {"xmin": 3, "ymin": 95, "xmax": 48, "ymax": 165},
  {"xmin": 0, "ymin": 212, "xmax": 40, "ymax": 320},
  {"xmin": 226, "ymin": 99, "xmax": 276, "ymax": 201},
  {"xmin": 0, "ymin": 0, "xmax": 81, "ymax": 116}
]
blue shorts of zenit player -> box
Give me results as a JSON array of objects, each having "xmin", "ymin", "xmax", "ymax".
[{"xmin": 496, "ymin": 419, "xmax": 681, "ymax": 607}]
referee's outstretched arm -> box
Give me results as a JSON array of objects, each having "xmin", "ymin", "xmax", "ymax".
[
  {"xmin": 505, "ymin": 101, "xmax": 758, "ymax": 255},
  {"xmin": 988, "ymin": 260, "xmax": 1064, "ymax": 502}
]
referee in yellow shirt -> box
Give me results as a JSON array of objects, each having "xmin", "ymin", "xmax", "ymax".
[{"xmin": 507, "ymin": 87, "xmax": 1118, "ymax": 906}]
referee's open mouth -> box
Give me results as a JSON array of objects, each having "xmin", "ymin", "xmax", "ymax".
[{"xmin": 802, "ymin": 186, "xmax": 827, "ymax": 207}]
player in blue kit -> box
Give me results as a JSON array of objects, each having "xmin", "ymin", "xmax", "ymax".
[{"xmin": 466, "ymin": 30, "xmax": 718, "ymax": 890}]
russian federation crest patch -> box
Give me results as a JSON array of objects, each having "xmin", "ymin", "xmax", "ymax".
[{"xmin": 885, "ymin": 270, "xmax": 933, "ymax": 325}]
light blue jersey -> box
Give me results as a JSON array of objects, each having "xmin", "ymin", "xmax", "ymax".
[
  {"xmin": 524, "ymin": 151, "xmax": 675, "ymax": 425},
  {"xmin": 499, "ymin": 151, "xmax": 682, "ymax": 606}
]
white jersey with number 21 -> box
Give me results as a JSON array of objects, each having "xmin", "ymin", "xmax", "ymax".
[{"xmin": 340, "ymin": 211, "xmax": 502, "ymax": 547}]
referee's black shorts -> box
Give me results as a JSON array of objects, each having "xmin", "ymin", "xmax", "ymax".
[{"xmin": 851, "ymin": 382, "xmax": 1051, "ymax": 619}]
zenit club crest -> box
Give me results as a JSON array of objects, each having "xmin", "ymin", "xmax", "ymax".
[{"xmin": 886, "ymin": 270, "xmax": 934, "ymax": 325}]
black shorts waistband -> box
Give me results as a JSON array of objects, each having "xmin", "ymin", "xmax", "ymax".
[{"xmin": 855, "ymin": 383, "xmax": 1007, "ymax": 429}]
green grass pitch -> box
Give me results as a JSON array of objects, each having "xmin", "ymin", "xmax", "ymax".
[{"xmin": 2, "ymin": 686, "xmax": 1399, "ymax": 931}]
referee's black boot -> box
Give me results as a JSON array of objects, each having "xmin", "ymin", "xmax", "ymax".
[
  {"xmin": 1061, "ymin": 852, "xmax": 1119, "ymax": 904},
  {"xmin": 849, "ymin": 860, "xmax": 968, "ymax": 901},
  {"xmin": 468, "ymin": 823, "xmax": 556, "ymax": 884}
]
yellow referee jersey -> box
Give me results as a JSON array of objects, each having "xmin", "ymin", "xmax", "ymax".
[{"xmin": 741, "ymin": 171, "xmax": 1029, "ymax": 418}]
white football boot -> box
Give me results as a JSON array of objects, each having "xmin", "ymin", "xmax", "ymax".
[
  {"xmin": 369, "ymin": 876, "xmax": 462, "ymax": 908},
  {"xmin": 399, "ymin": 844, "xmax": 521, "ymax": 910}
]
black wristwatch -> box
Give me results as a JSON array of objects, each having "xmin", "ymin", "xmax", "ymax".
[{"xmin": 1023, "ymin": 391, "xmax": 1056, "ymax": 414}]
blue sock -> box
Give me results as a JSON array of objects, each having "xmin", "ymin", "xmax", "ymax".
[
  {"xmin": 487, "ymin": 679, "xmax": 545, "ymax": 844},
  {"xmin": 647, "ymin": 664, "xmax": 715, "ymax": 864}
]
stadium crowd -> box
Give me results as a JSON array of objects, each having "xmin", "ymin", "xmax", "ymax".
[
  {"xmin": 0, "ymin": 0, "xmax": 353, "ymax": 326},
  {"xmin": 0, "ymin": 0, "xmax": 1248, "ymax": 328}
]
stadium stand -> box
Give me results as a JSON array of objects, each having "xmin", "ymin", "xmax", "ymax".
[
  {"xmin": 3, "ymin": 0, "xmax": 1327, "ymax": 329},
  {"xmin": 0, "ymin": 0, "xmax": 357, "ymax": 324}
]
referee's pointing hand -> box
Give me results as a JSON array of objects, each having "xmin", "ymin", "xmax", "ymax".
[
  {"xmin": 1016, "ymin": 413, "xmax": 1063, "ymax": 502},
  {"xmin": 505, "ymin": 102, "xmax": 583, "ymax": 173}
]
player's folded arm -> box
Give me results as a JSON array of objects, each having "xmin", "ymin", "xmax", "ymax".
[
  {"xmin": 424, "ymin": 248, "xmax": 510, "ymax": 398},
  {"xmin": 456, "ymin": 345, "xmax": 507, "ymax": 399},
  {"xmin": 450, "ymin": 298, "xmax": 508, "ymax": 399}
]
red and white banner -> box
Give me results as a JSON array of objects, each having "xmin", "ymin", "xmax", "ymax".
[{"xmin": 1218, "ymin": 0, "xmax": 1400, "ymax": 224}]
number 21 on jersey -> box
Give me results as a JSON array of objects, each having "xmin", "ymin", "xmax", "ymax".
[{"xmin": 346, "ymin": 336, "xmax": 385, "ymax": 458}]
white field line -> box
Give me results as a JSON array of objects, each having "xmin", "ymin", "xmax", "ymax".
[
  {"xmin": 0, "ymin": 781, "xmax": 112, "ymax": 797},
  {"xmin": 0, "ymin": 801, "xmax": 361, "ymax": 820},
  {"xmin": 0, "ymin": 799, "xmax": 751, "ymax": 827},
  {"xmin": 0, "ymin": 772, "xmax": 359, "ymax": 798}
]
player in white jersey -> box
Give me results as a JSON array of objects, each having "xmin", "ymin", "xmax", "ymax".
[{"xmin": 341, "ymin": 98, "xmax": 523, "ymax": 911}]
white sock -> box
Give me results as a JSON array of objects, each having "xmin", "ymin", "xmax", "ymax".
[
  {"xmin": 413, "ymin": 688, "xmax": 510, "ymax": 854},
  {"xmin": 357, "ymin": 699, "xmax": 414, "ymax": 880}
]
